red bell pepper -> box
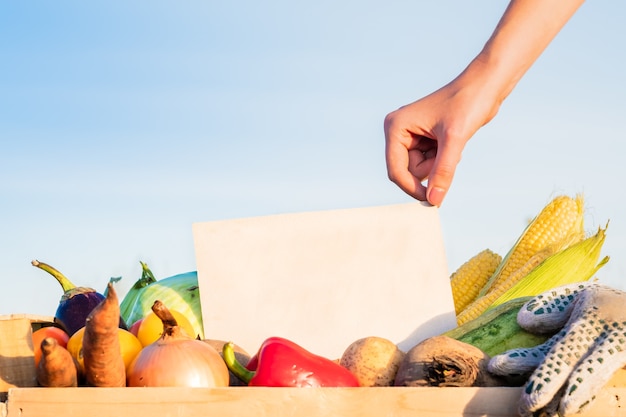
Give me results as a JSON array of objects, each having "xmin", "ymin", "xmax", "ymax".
[{"xmin": 223, "ymin": 336, "xmax": 360, "ymax": 387}]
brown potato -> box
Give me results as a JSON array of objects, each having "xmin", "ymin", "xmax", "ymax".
[{"xmin": 339, "ymin": 336, "xmax": 405, "ymax": 387}]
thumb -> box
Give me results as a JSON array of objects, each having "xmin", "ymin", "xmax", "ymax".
[{"xmin": 426, "ymin": 142, "xmax": 462, "ymax": 207}]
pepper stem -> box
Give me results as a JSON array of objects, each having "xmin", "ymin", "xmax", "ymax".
[
  {"xmin": 31, "ymin": 259, "xmax": 77, "ymax": 293},
  {"xmin": 223, "ymin": 342, "xmax": 254, "ymax": 384}
]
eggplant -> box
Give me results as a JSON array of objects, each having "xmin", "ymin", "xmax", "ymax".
[{"xmin": 32, "ymin": 260, "xmax": 127, "ymax": 336}]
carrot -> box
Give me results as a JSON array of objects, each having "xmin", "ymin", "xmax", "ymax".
[
  {"xmin": 82, "ymin": 282, "xmax": 126, "ymax": 387},
  {"xmin": 36, "ymin": 337, "xmax": 79, "ymax": 387}
]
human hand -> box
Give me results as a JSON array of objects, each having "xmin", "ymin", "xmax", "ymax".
[
  {"xmin": 383, "ymin": 73, "xmax": 500, "ymax": 207},
  {"xmin": 488, "ymin": 282, "xmax": 626, "ymax": 416},
  {"xmin": 383, "ymin": 0, "xmax": 585, "ymax": 207}
]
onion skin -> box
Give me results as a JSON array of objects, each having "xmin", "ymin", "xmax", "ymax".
[{"xmin": 126, "ymin": 300, "xmax": 229, "ymax": 388}]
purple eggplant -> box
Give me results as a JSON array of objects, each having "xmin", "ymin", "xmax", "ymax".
[{"xmin": 32, "ymin": 260, "xmax": 127, "ymax": 336}]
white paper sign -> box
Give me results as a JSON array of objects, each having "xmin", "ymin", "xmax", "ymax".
[{"xmin": 192, "ymin": 202, "xmax": 457, "ymax": 359}]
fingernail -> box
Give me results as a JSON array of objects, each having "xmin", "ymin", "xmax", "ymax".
[{"xmin": 427, "ymin": 187, "xmax": 446, "ymax": 207}]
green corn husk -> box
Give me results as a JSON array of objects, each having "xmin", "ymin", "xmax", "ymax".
[
  {"xmin": 118, "ymin": 262, "xmax": 204, "ymax": 339},
  {"xmin": 488, "ymin": 224, "xmax": 609, "ymax": 310}
]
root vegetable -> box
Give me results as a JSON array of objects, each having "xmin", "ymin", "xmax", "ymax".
[
  {"xmin": 394, "ymin": 335, "xmax": 506, "ymax": 387},
  {"xmin": 339, "ymin": 336, "xmax": 405, "ymax": 387},
  {"xmin": 32, "ymin": 326, "xmax": 69, "ymax": 367},
  {"xmin": 36, "ymin": 337, "xmax": 79, "ymax": 387},
  {"xmin": 82, "ymin": 282, "xmax": 126, "ymax": 387}
]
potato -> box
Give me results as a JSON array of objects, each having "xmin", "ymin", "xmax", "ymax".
[{"xmin": 339, "ymin": 336, "xmax": 405, "ymax": 387}]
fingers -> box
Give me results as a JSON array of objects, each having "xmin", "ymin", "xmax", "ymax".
[
  {"xmin": 519, "ymin": 312, "xmax": 605, "ymax": 416},
  {"xmin": 514, "ymin": 284, "xmax": 626, "ymax": 416},
  {"xmin": 407, "ymin": 146, "xmax": 436, "ymax": 181},
  {"xmin": 385, "ymin": 140, "xmax": 428, "ymax": 201},
  {"xmin": 516, "ymin": 282, "xmax": 591, "ymax": 334},
  {"xmin": 488, "ymin": 349, "xmax": 545, "ymax": 376},
  {"xmin": 487, "ymin": 338, "xmax": 555, "ymax": 376},
  {"xmin": 384, "ymin": 113, "xmax": 429, "ymax": 201},
  {"xmin": 383, "ymin": 101, "xmax": 466, "ymax": 206},
  {"xmin": 424, "ymin": 138, "xmax": 463, "ymax": 207},
  {"xmin": 559, "ymin": 331, "xmax": 626, "ymax": 415},
  {"xmin": 386, "ymin": 135, "xmax": 461, "ymax": 207}
]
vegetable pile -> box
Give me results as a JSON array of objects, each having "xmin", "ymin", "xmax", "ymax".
[{"xmin": 24, "ymin": 193, "xmax": 621, "ymax": 399}]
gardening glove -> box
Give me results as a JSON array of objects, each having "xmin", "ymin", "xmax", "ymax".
[{"xmin": 487, "ymin": 281, "xmax": 626, "ymax": 417}]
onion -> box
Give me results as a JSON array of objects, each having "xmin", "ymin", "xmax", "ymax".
[{"xmin": 126, "ymin": 300, "xmax": 229, "ymax": 387}]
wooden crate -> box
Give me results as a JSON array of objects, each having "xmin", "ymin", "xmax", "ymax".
[
  {"xmin": 3, "ymin": 317, "xmax": 623, "ymax": 415},
  {"xmin": 3, "ymin": 386, "xmax": 626, "ymax": 417},
  {"xmin": 0, "ymin": 314, "xmax": 56, "ymax": 402}
]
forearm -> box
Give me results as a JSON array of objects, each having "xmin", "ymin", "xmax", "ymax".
[{"xmin": 461, "ymin": 0, "xmax": 585, "ymax": 105}]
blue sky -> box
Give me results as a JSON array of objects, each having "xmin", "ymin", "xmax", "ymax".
[{"xmin": 2, "ymin": 1, "xmax": 625, "ymax": 318}]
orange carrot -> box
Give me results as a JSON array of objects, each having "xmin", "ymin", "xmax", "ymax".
[
  {"xmin": 36, "ymin": 337, "xmax": 79, "ymax": 387},
  {"xmin": 82, "ymin": 282, "xmax": 126, "ymax": 387}
]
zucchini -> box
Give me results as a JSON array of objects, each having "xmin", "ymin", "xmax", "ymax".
[{"xmin": 444, "ymin": 296, "xmax": 550, "ymax": 357}]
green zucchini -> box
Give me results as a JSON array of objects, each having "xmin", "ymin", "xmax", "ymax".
[{"xmin": 444, "ymin": 296, "xmax": 550, "ymax": 357}]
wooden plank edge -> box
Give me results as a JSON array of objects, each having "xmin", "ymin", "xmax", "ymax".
[
  {"xmin": 0, "ymin": 314, "xmax": 55, "ymax": 323},
  {"xmin": 6, "ymin": 387, "xmax": 626, "ymax": 417}
]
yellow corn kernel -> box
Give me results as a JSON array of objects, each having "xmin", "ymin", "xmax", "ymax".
[
  {"xmin": 489, "ymin": 225, "xmax": 609, "ymax": 309},
  {"xmin": 478, "ymin": 194, "xmax": 585, "ymax": 298},
  {"xmin": 456, "ymin": 246, "xmax": 556, "ymax": 326},
  {"xmin": 450, "ymin": 249, "xmax": 502, "ymax": 315}
]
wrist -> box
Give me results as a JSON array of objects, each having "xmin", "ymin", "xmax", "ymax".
[
  {"xmin": 460, "ymin": 51, "xmax": 520, "ymax": 109},
  {"xmin": 443, "ymin": 56, "xmax": 510, "ymax": 127}
]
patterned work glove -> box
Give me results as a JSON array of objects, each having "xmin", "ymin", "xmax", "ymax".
[{"xmin": 487, "ymin": 281, "xmax": 626, "ymax": 417}]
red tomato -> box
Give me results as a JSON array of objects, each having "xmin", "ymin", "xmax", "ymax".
[
  {"xmin": 129, "ymin": 319, "xmax": 143, "ymax": 337},
  {"xmin": 32, "ymin": 326, "xmax": 70, "ymax": 366}
]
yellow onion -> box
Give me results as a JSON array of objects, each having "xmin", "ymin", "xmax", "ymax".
[{"xmin": 126, "ymin": 300, "xmax": 229, "ymax": 387}]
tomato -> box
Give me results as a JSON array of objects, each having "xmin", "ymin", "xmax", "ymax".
[
  {"xmin": 118, "ymin": 329, "xmax": 144, "ymax": 371},
  {"xmin": 137, "ymin": 309, "xmax": 195, "ymax": 347},
  {"xmin": 129, "ymin": 319, "xmax": 143, "ymax": 337},
  {"xmin": 65, "ymin": 327, "xmax": 84, "ymax": 369},
  {"xmin": 67, "ymin": 326, "xmax": 143, "ymax": 373},
  {"xmin": 32, "ymin": 326, "xmax": 69, "ymax": 366}
]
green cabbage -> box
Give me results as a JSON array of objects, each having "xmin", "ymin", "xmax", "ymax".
[{"xmin": 119, "ymin": 262, "xmax": 204, "ymax": 339}]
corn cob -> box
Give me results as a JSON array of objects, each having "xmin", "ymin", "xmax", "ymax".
[
  {"xmin": 477, "ymin": 195, "xmax": 585, "ymax": 298},
  {"xmin": 489, "ymin": 224, "xmax": 609, "ymax": 309},
  {"xmin": 450, "ymin": 249, "xmax": 502, "ymax": 315},
  {"xmin": 456, "ymin": 245, "xmax": 557, "ymax": 325}
]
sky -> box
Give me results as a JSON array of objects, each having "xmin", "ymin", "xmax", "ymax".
[{"xmin": 1, "ymin": 1, "xmax": 625, "ymax": 319}]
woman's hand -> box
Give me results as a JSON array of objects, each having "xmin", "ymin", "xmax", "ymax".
[
  {"xmin": 384, "ymin": 0, "xmax": 585, "ymax": 207},
  {"xmin": 384, "ymin": 66, "xmax": 501, "ymax": 207}
]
